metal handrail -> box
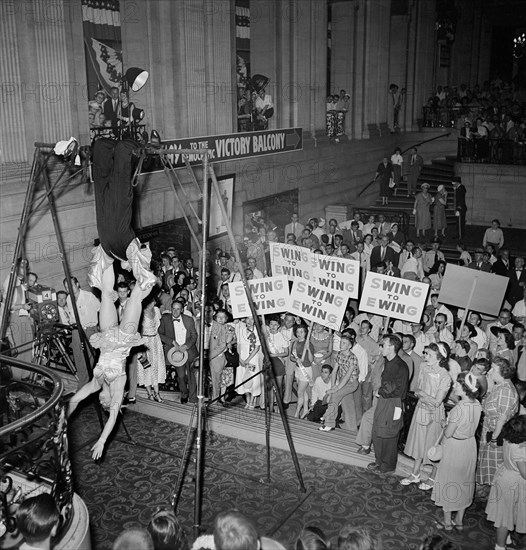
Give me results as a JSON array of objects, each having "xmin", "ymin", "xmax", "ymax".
[
  {"xmin": 0, "ymin": 357, "xmax": 63, "ymax": 437},
  {"xmin": 357, "ymin": 132, "xmax": 452, "ymax": 198}
]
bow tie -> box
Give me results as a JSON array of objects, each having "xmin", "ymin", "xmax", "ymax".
[{"xmin": 174, "ymin": 317, "xmax": 181, "ymax": 322}]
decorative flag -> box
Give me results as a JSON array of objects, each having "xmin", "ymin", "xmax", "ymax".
[{"xmin": 84, "ymin": 37, "xmax": 122, "ymax": 95}]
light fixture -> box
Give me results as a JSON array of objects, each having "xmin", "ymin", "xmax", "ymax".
[
  {"xmin": 247, "ymin": 74, "xmax": 270, "ymax": 93},
  {"xmin": 132, "ymin": 107, "xmax": 145, "ymax": 121},
  {"xmin": 124, "ymin": 67, "xmax": 149, "ymax": 92}
]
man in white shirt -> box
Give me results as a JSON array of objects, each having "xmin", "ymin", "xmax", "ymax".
[
  {"xmin": 115, "ymin": 282, "xmax": 129, "ymax": 322},
  {"xmin": 512, "ymin": 288, "xmax": 526, "ymax": 323},
  {"xmin": 356, "ymin": 320, "xmax": 381, "ymax": 411},
  {"xmin": 486, "ymin": 308, "xmax": 513, "ymax": 354},
  {"xmin": 254, "ymin": 88, "xmax": 273, "ymax": 129},
  {"xmin": 429, "ymin": 293, "xmax": 454, "ymax": 330},
  {"xmin": 423, "ymin": 238, "xmax": 445, "ymax": 274},
  {"xmin": 279, "ymin": 313, "xmax": 296, "ymax": 409},
  {"xmin": 63, "ymin": 276, "xmax": 100, "ymax": 388},
  {"xmin": 350, "ymin": 241, "xmax": 370, "ymax": 275},
  {"xmin": 309, "ymin": 217, "xmax": 325, "ymax": 241},
  {"xmin": 401, "ymin": 247, "xmax": 424, "ymax": 281},
  {"xmin": 354, "ymin": 312, "xmax": 384, "ymax": 342},
  {"xmin": 247, "ymin": 257, "xmax": 264, "ymax": 279},
  {"xmin": 410, "ymin": 321, "xmax": 432, "ymax": 357},
  {"xmin": 310, "ymin": 364, "xmax": 332, "ymax": 408},
  {"xmin": 56, "ymin": 291, "xmax": 73, "ymax": 325},
  {"xmin": 429, "ymin": 313, "xmax": 454, "ymax": 347},
  {"xmin": 284, "ymin": 213, "xmax": 304, "ymax": 241},
  {"xmin": 468, "ymin": 311, "xmax": 489, "ymax": 350}
]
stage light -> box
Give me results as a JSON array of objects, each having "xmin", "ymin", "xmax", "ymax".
[
  {"xmin": 247, "ymin": 74, "xmax": 270, "ymax": 93},
  {"xmin": 124, "ymin": 67, "xmax": 149, "ymax": 92},
  {"xmin": 132, "ymin": 107, "xmax": 145, "ymax": 121}
]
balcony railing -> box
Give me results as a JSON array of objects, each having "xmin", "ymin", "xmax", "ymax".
[
  {"xmin": 89, "ymin": 123, "xmax": 146, "ymax": 142},
  {"xmin": 0, "ymin": 357, "xmax": 72, "ymax": 545},
  {"xmin": 457, "ymin": 137, "xmax": 526, "ymax": 164}
]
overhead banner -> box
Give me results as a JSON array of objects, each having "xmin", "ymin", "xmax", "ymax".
[
  {"xmin": 270, "ymin": 243, "xmax": 359, "ymax": 299},
  {"xmin": 289, "ymin": 280, "xmax": 347, "ymax": 330},
  {"xmin": 141, "ymin": 127, "xmax": 303, "ymax": 172},
  {"xmin": 359, "ymin": 272, "xmax": 429, "ymax": 323},
  {"xmin": 270, "ymin": 242, "xmax": 313, "ymax": 281},
  {"xmin": 229, "ymin": 276, "xmax": 290, "ymax": 319}
]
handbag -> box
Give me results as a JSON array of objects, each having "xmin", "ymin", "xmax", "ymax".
[
  {"xmin": 388, "ymin": 177, "xmax": 396, "ymax": 188},
  {"xmin": 427, "ymin": 430, "xmax": 445, "ymax": 462}
]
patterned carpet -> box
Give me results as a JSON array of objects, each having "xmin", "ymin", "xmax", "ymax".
[{"xmin": 69, "ymin": 402, "xmax": 505, "ymax": 550}]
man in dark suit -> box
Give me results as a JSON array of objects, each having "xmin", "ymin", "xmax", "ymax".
[
  {"xmin": 452, "ymin": 176, "xmax": 467, "ymax": 239},
  {"xmin": 492, "ymin": 249, "xmax": 511, "ymax": 277},
  {"xmin": 370, "ymin": 235, "xmax": 396, "ymax": 272},
  {"xmin": 103, "ymin": 86, "xmax": 120, "ymax": 127},
  {"xmin": 158, "ymin": 300, "xmax": 199, "ymax": 403},
  {"xmin": 406, "ymin": 147, "xmax": 424, "ymax": 196},
  {"xmin": 507, "ymin": 256, "xmax": 526, "ymax": 307},
  {"xmin": 468, "ymin": 249, "xmax": 492, "ymax": 272}
]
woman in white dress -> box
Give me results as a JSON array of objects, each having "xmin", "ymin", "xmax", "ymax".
[
  {"xmin": 235, "ymin": 317, "xmax": 263, "ymax": 408},
  {"xmin": 139, "ymin": 295, "xmax": 166, "ymax": 402}
]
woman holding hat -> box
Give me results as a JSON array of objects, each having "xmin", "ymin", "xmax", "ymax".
[
  {"xmin": 413, "ymin": 183, "xmax": 433, "ymax": 238},
  {"xmin": 431, "ymin": 372, "xmax": 482, "ymax": 531},
  {"xmin": 456, "ymin": 321, "xmax": 478, "ymax": 360},
  {"xmin": 433, "ymin": 184, "xmax": 447, "ymax": 238},
  {"xmin": 400, "ymin": 343, "xmax": 452, "ymax": 488}
]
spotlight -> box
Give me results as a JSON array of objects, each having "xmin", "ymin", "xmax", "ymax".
[
  {"xmin": 132, "ymin": 107, "xmax": 145, "ymax": 121},
  {"xmin": 124, "ymin": 67, "xmax": 149, "ymax": 92}
]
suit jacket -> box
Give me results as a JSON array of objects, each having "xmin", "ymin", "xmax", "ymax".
[
  {"xmin": 507, "ymin": 268, "xmax": 526, "ymax": 305},
  {"xmin": 468, "ymin": 261, "xmax": 492, "ymax": 272},
  {"xmin": 407, "ymin": 154, "xmax": 424, "ymax": 172},
  {"xmin": 370, "ymin": 245, "xmax": 397, "ymax": 270},
  {"xmin": 103, "ymin": 98, "xmax": 120, "ymax": 125},
  {"xmin": 158, "ymin": 312, "xmax": 198, "ymax": 366},
  {"xmin": 492, "ymin": 258, "xmax": 511, "ymax": 277},
  {"xmin": 455, "ymin": 184, "xmax": 467, "ymax": 212},
  {"xmin": 284, "ymin": 222, "xmax": 305, "ymax": 240}
]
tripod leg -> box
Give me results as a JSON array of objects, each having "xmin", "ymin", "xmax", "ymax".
[{"xmin": 171, "ymin": 403, "xmax": 197, "ymax": 511}]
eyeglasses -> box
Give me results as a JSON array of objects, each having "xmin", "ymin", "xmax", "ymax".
[{"xmin": 434, "ymin": 321, "xmax": 443, "ymax": 325}]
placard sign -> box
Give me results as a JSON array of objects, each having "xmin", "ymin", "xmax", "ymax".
[
  {"xmin": 359, "ymin": 272, "xmax": 429, "ymax": 323},
  {"xmin": 229, "ymin": 276, "xmax": 290, "ymax": 319},
  {"xmin": 289, "ymin": 280, "xmax": 347, "ymax": 330},
  {"xmin": 311, "ymin": 255, "xmax": 359, "ymax": 299},
  {"xmin": 438, "ymin": 264, "xmax": 509, "ymax": 317},
  {"xmin": 270, "ymin": 242, "xmax": 313, "ymax": 281}
]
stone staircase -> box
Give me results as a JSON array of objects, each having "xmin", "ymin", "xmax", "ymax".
[{"xmin": 371, "ymin": 155, "xmax": 461, "ymax": 261}]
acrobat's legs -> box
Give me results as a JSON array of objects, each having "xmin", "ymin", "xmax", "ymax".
[
  {"xmin": 99, "ymin": 267, "xmax": 118, "ymax": 332},
  {"xmin": 120, "ymin": 282, "xmax": 152, "ymax": 336}
]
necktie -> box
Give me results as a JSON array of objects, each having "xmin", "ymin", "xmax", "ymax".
[
  {"xmin": 381, "ymin": 247, "xmax": 385, "ymax": 260},
  {"xmin": 434, "ymin": 252, "xmax": 438, "ymax": 265},
  {"xmin": 293, "ymin": 222, "xmax": 296, "ymax": 235},
  {"xmin": 64, "ymin": 308, "xmax": 71, "ymax": 323}
]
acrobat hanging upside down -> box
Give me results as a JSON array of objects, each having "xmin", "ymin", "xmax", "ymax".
[{"xmin": 67, "ymin": 138, "xmax": 158, "ymax": 460}]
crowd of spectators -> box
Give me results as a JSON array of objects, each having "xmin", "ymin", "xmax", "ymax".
[
  {"xmin": 4, "ymin": 196, "xmax": 526, "ymax": 548},
  {"xmin": 423, "ymin": 78, "xmax": 526, "ymax": 163},
  {"xmin": 14, "ymin": 493, "xmax": 462, "ymax": 550},
  {"xmin": 88, "ymin": 87, "xmax": 146, "ymax": 142}
]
